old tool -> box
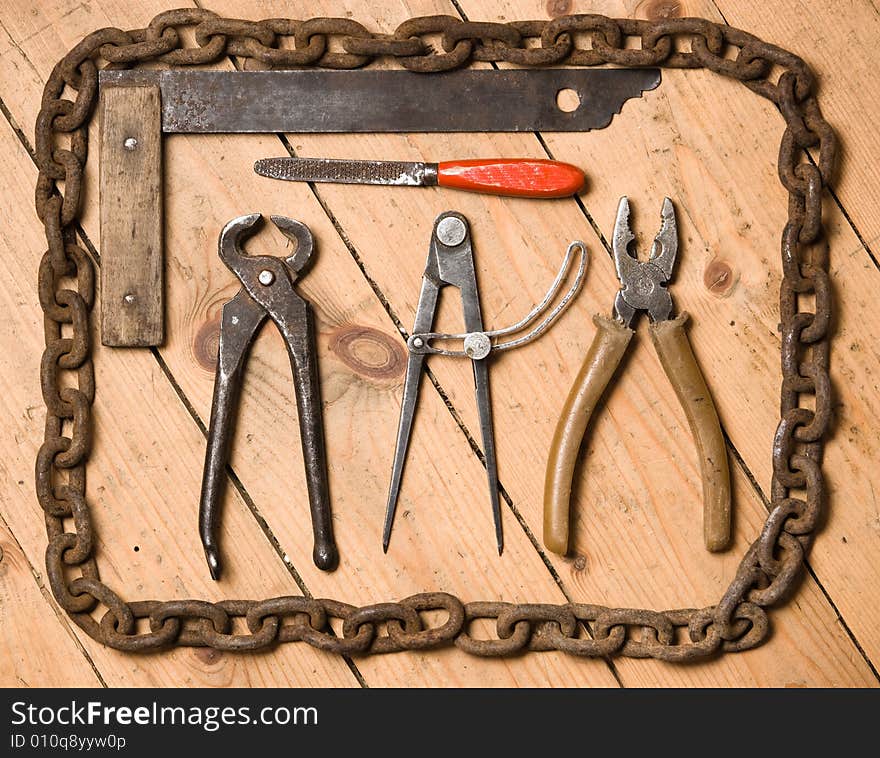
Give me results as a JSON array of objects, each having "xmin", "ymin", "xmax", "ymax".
[
  {"xmin": 97, "ymin": 67, "xmax": 658, "ymax": 347},
  {"xmin": 385, "ymin": 211, "xmax": 587, "ymax": 554},
  {"xmin": 255, "ymin": 157, "xmax": 585, "ymax": 198},
  {"xmin": 99, "ymin": 69, "xmax": 661, "ymax": 133},
  {"xmin": 199, "ymin": 214, "xmax": 337, "ymax": 580},
  {"xmin": 543, "ymin": 197, "xmax": 731, "ymax": 557}
]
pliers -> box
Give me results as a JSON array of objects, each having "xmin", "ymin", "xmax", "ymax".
[
  {"xmin": 199, "ymin": 213, "xmax": 338, "ymax": 580},
  {"xmin": 543, "ymin": 196, "xmax": 731, "ymax": 557}
]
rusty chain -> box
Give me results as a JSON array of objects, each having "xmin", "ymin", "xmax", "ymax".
[{"xmin": 33, "ymin": 10, "xmax": 835, "ymax": 660}]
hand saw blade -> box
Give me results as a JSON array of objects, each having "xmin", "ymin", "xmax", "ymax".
[{"xmin": 99, "ymin": 69, "xmax": 661, "ymax": 133}]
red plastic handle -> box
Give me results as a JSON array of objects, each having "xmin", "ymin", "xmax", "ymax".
[{"xmin": 437, "ymin": 158, "xmax": 585, "ymax": 198}]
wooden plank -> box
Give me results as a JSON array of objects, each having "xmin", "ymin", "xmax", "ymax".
[
  {"xmin": 713, "ymin": 0, "xmax": 880, "ymax": 247},
  {"xmin": 0, "ymin": 0, "xmax": 620, "ymax": 688},
  {"xmin": 196, "ymin": 0, "xmax": 876, "ymax": 686},
  {"xmin": 0, "ymin": 0, "xmax": 876, "ymax": 687},
  {"xmin": 153, "ymin": 85, "xmax": 620, "ymax": 687},
  {"xmin": 99, "ymin": 83, "xmax": 164, "ymax": 347},
  {"xmin": 0, "ymin": 108, "xmax": 359, "ymax": 688},
  {"xmin": 446, "ymin": 0, "xmax": 880, "ymax": 680},
  {"xmin": 0, "ymin": 517, "xmax": 103, "ymax": 687}
]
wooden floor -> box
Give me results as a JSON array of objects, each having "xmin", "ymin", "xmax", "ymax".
[{"xmin": 1, "ymin": 0, "xmax": 878, "ymax": 688}]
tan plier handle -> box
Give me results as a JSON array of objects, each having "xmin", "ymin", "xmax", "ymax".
[{"xmin": 543, "ymin": 197, "xmax": 731, "ymax": 556}]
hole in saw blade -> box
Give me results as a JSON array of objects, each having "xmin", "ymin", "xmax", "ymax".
[{"xmin": 556, "ymin": 88, "xmax": 581, "ymax": 112}]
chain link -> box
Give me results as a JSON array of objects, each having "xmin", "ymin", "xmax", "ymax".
[{"xmin": 32, "ymin": 11, "xmax": 835, "ymax": 660}]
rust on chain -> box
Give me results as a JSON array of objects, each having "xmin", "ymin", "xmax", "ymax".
[{"xmin": 33, "ymin": 10, "xmax": 835, "ymax": 658}]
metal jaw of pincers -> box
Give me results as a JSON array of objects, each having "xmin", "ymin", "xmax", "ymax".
[
  {"xmin": 383, "ymin": 210, "xmax": 587, "ymax": 556},
  {"xmin": 199, "ymin": 214, "xmax": 338, "ymax": 580},
  {"xmin": 543, "ymin": 196, "xmax": 731, "ymax": 559}
]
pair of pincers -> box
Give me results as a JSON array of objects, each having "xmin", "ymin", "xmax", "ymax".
[{"xmin": 199, "ymin": 213, "xmax": 337, "ymax": 580}]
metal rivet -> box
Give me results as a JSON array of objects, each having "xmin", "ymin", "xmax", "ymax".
[
  {"xmin": 436, "ymin": 216, "xmax": 467, "ymax": 247},
  {"xmin": 123, "ymin": 293, "xmax": 136, "ymax": 304},
  {"xmin": 412, "ymin": 337, "xmax": 424, "ymax": 349},
  {"xmin": 463, "ymin": 332, "xmax": 491, "ymax": 360},
  {"xmin": 258, "ymin": 270, "xmax": 275, "ymax": 286},
  {"xmin": 123, "ymin": 137, "xmax": 138, "ymax": 151}
]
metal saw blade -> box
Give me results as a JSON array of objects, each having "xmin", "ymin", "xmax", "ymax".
[{"xmin": 99, "ymin": 69, "xmax": 661, "ymax": 133}]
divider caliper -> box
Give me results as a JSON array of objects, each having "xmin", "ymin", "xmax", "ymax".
[{"xmin": 383, "ymin": 211, "xmax": 587, "ymax": 555}]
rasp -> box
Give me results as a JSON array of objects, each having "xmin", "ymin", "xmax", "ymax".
[
  {"xmin": 98, "ymin": 69, "xmax": 661, "ymax": 133},
  {"xmin": 254, "ymin": 157, "xmax": 586, "ymax": 198}
]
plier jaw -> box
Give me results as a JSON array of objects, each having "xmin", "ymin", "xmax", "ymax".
[
  {"xmin": 219, "ymin": 213, "xmax": 315, "ymax": 302},
  {"xmin": 612, "ymin": 196, "xmax": 678, "ymax": 327}
]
